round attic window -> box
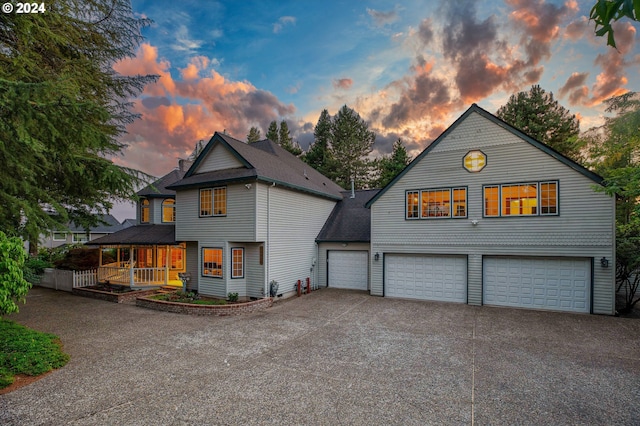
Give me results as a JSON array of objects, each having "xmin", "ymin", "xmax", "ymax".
[{"xmin": 463, "ymin": 150, "xmax": 486, "ymax": 172}]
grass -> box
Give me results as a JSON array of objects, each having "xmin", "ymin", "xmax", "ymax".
[{"xmin": 0, "ymin": 319, "xmax": 70, "ymax": 389}]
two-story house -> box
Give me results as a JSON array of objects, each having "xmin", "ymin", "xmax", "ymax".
[{"xmin": 92, "ymin": 104, "xmax": 616, "ymax": 314}]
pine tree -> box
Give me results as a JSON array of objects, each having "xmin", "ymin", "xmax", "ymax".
[
  {"xmin": 0, "ymin": 0, "xmax": 156, "ymax": 242},
  {"xmin": 266, "ymin": 121, "xmax": 279, "ymax": 143},
  {"xmin": 375, "ymin": 139, "xmax": 412, "ymax": 187},
  {"xmin": 278, "ymin": 121, "xmax": 302, "ymax": 155},
  {"xmin": 496, "ymin": 85, "xmax": 581, "ymax": 161},
  {"xmin": 247, "ymin": 127, "xmax": 261, "ymax": 143},
  {"xmin": 331, "ymin": 105, "xmax": 376, "ymax": 189},
  {"xmin": 303, "ymin": 109, "xmax": 335, "ymax": 177}
]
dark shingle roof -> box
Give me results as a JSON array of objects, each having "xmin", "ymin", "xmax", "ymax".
[
  {"xmin": 316, "ymin": 189, "xmax": 380, "ymax": 243},
  {"xmin": 88, "ymin": 224, "xmax": 176, "ymax": 246},
  {"xmin": 137, "ymin": 168, "xmax": 186, "ymax": 198},
  {"xmin": 67, "ymin": 214, "xmax": 123, "ymax": 233},
  {"xmin": 168, "ymin": 133, "xmax": 344, "ymax": 200}
]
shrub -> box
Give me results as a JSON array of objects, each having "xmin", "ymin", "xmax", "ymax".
[{"xmin": 227, "ymin": 292, "xmax": 239, "ymax": 302}]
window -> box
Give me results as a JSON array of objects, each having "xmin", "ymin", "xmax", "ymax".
[
  {"xmin": 406, "ymin": 191, "xmax": 419, "ymax": 219},
  {"xmin": 52, "ymin": 232, "xmax": 66, "ymax": 241},
  {"xmin": 73, "ymin": 233, "xmax": 89, "ymax": 243},
  {"xmin": 231, "ymin": 248, "xmax": 244, "ymax": 278},
  {"xmin": 203, "ymin": 248, "xmax": 223, "ymax": 278},
  {"xmin": 200, "ymin": 187, "xmax": 227, "ymax": 216},
  {"xmin": 158, "ymin": 246, "xmax": 185, "ymax": 270},
  {"xmin": 407, "ymin": 188, "xmax": 467, "ymax": 219},
  {"xmin": 140, "ymin": 198, "xmax": 150, "ymax": 223},
  {"xmin": 540, "ymin": 182, "xmax": 558, "ymax": 215},
  {"xmin": 484, "ymin": 181, "xmax": 559, "ymax": 217},
  {"xmin": 162, "ymin": 199, "xmax": 176, "ymax": 223}
]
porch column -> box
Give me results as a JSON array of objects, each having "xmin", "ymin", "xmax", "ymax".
[
  {"xmin": 130, "ymin": 245, "xmax": 134, "ymax": 286},
  {"xmin": 165, "ymin": 246, "xmax": 169, "ymax": 285}
]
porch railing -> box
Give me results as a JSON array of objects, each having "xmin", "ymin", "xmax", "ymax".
[{"xmin": 97, "ymin": 265, "xmax": 169, "ymax": 286}]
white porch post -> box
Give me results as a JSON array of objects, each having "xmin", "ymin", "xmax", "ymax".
[{"xmin": 130, "ymin": 245, "xmax": 134, "ymax": 286}]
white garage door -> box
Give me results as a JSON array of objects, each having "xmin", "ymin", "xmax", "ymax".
[
  {"xmin": 385, "ymin": 255, "xmax": 467, "ymax": 302},
  {"xmin": 483, "ymin": 257, "xmax": 591, "ymax": 313},
  {"xmin": 328, "ymin": 251, "xmax": 368, "ymax": 290}
]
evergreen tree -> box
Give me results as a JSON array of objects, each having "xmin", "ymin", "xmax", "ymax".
[
  {"xmin": 496, "ymin": 85, "xmax": 581, "ymax": 161},
  {"xmin": 375, "ymin": 139, "xmax": 412, "ymax": 187},
  {"xmin": 278, "ymin": 120, "xmax": 302, "ymax": 155},
  {"xmin": 331, "ymin": 105, "xmax": 376, "ymax": 189},
  {"xmin": 247, "ymin": 127, "xmax": 261, "ymax": 143},
  {"xmin": 303, "ymin": 109, "xmax": 335, "ymax": 177},
  {"xmin": 0, "ymin": 0, "xmax": 156, "ymax": 242},
  {"xmin": 266, "ymin": 121, "xmax": 279, "ymax": 143}
]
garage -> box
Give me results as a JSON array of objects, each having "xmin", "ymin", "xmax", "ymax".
[
  {"xmin": 483, "ymin": 257, "xmax": 591, "ymax": 313},
  {"xmin": 328, "ymin": 250, "xmax": 369, "ymax": 290},
  {"xmin": 384, "ymin": 254, "xmax": 467, "ymax": 302}
]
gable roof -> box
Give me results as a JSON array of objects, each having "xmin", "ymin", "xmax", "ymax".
[
  {"xmin": 316, "ymin": 189, "xmax": 380, "ymax": 243},
  {"xmin": 88, "ymin": 224, "xmax": 176, "ymax": 246},
  {"xmin": 137, "ymin": 168, "xmax": 186, "ymax": 198},
  {"xmin": 66, "ymin": 214, "xmax": 123, "ymax": 234},
  {"xmin": 366, "ymin": 103, "xmax": 604, "ymax": 208},
  {"xmin": 167, "ymin": 132, "xmax": 343, "ymax": 200}
]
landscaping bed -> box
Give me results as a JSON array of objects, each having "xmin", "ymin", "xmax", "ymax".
[
  {"xmin": 136, "ymin": 293, "xmax": 273, "ymax": 316},
  {"xmin": 72, "ymin": 284, "xmax": 158, "ymax": 303}
]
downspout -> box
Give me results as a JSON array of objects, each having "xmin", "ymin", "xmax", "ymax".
[{"xmin": 265, "ymin": 182, "xmax": 275, "ymax": 297}]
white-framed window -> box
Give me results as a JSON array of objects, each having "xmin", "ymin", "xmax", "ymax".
[
  {"xmin": 72, "ymin": 233, "xmax": 89, "ymax": 243},
  {"xmin": 200, "ymin": 187, "xmax": 227, "ymax": 217},
  {"xmin": 202, "ymin": 248, "xmax": 223, "ymax": 278},
  {"xmin": 406, "ymin": 187, "xmax": 467, "ymax": 219},
  {"xmin": 52, "ymin": 232, "xmax": 67, "ymax": 241},
  {"xmin": 483, "ymin": 181, "xmax": 558, "ymax": 217},
  {"xmin": 231, "ymin": 248, "xmax": 244, "ymax": 279},
  {"xmin": 162, "ymin": 198, "xmax": 176, "ymax": 223}
]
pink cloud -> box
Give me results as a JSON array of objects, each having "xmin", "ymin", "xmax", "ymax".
[{"xmin": 333, "ymin": 78, "xmax": 353, "ymax": 90}]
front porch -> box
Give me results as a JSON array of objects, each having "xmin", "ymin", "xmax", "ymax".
[{"xmin": 98, "ymin": 244, "xmax": 186, "ymax": 288}]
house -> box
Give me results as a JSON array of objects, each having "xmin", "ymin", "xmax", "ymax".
[
  {"xmin": 92, "ymin": 132, "xmax": 343, "ymax": 296},
  {"xmin": 40, "ymin": 214, "xmax": 124, "ymax": 249},
  {"xmin": 91, "ymin": 104, "xmax": 615, "ymax": 314},
  {"xmin": 365, "ymin": 104, "xmax": 615, "ymax": 315}
]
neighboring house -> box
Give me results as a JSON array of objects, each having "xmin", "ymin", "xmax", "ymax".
[
  {"xmin": 90, "ymin": 104, "xmax": 616, "ymax": 315},
  {"xmin": 40, "ymin": 214, "xmax": 124, "ymax": 249},
  {"xmin": 365, "ymin": 104, "xmax": 615, "ymax": 315},
  {"xmin": 121, "ymin": 218, "xmax": 136, "ymax": 229}
]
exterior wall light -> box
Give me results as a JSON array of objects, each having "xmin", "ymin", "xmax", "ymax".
[
  {"xmin": 600, "ymin": 257, "xmax": 609, "ymax": 268},
  {"xmin": 374, "ymin": 252, "xmax": 380, "ymax": 262}
]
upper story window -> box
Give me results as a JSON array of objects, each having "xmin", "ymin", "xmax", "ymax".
[
  {"xmin": 483, "ymin": 181, "xmax": 558, "ymax": 217},
  {"xmin": 52, "ymin": 232, "xmax": 66, "ymax": 241},
  {"xmin": 406, "ymin": 187, "xmax": 467, "ymax": 219},
  {"xmin": 162, "ymin": 199, "xmax": 176, "ymax": 223},
  {"xmin": 73, "ymin": 233, "xmax": 89, "ymax": 243},
  {"xmin": 140, "ymin": 198, "xmax": 150, "ymax": 223},
  {"xmin": 200, "ymin": 187, "xmax": 227, "ymax": 217}
]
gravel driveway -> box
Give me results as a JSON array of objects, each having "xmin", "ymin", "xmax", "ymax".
[{"xmin": 1, "ymin": 287, "xmax": 639, "ymax": 425}]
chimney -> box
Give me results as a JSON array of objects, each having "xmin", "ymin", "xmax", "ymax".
[{"xmin": 178, "ymin": 159, "xmax": 193, "ymax": 172}]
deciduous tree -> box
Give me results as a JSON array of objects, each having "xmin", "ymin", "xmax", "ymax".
[
  {"xmin": 496, "ymin": 85, "xmax": 582, "ymax": 161},
  {"xmin": 590, "ymin": 0, "xmax": 640, "ymax": 47},
  {"xmin": 0, "ymin": 232, "xmax": 30, "ymax": 315},
  {"xmin": 0, "ymin": 0, "xmax": 156, "ymax": 243}
]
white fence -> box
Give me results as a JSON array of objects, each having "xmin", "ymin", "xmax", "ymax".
[
  {"xmin": 40, "ymin": 268, "xmax": 97, "ymax": 292},
  {"xmin": 73, "ymin": 269, "xmax": 98, "ymax": 288}
]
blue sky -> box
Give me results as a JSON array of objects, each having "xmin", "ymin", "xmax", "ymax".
[{"xmin": 109, "ymin": 0, "xmax": 639, "ymax": 219}]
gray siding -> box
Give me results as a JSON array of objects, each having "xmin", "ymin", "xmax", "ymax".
[
  {"xmin": 317, "ymin": 242, "xmax": 370, "ymax": 289},
  {"xmin": 185, "ymin": 241, "xmax": 198, "ymax": 291},
  {"xmin": 195, "ymin": 142, "xmax": 244, "ymax": 173},
  {"xmin": 245, "ymin": 243, "xmax": 265, "ymax": 298},
  {"xmin": 261, "ymin": 185, "xmax": 337, "ymax": 297},
  {"xmin": 176, "ymin": 183, "xmax": 256, "ymax": 242},
  {"xmin": 370, "ymin": 111, "xmax": 615, "ymax": 314}
]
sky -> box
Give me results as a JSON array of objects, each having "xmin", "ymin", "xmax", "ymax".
[{"xmin": 109, "ymin": 0, "xmax": 639, "ymax": 220}]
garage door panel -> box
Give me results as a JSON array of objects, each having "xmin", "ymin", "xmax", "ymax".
[
  {"xmin": 483, "ymin": 257, "xmax": 590, "ymax": 313},
  {"xmin": 385, "ymin": 255, "xmax": 467, "ymax": 303},
  {"xmin": 328, "ymin": 251, "xmax": 368, "ymax": 290}
]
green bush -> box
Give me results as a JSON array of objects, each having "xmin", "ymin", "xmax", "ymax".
[
  {"xmin": 227, "ymin": 292, "xmax": 239, "ymax": 302},
  {"xmin": 0, "ymin": 319, "xmax": 70, "ymax": 388}
]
